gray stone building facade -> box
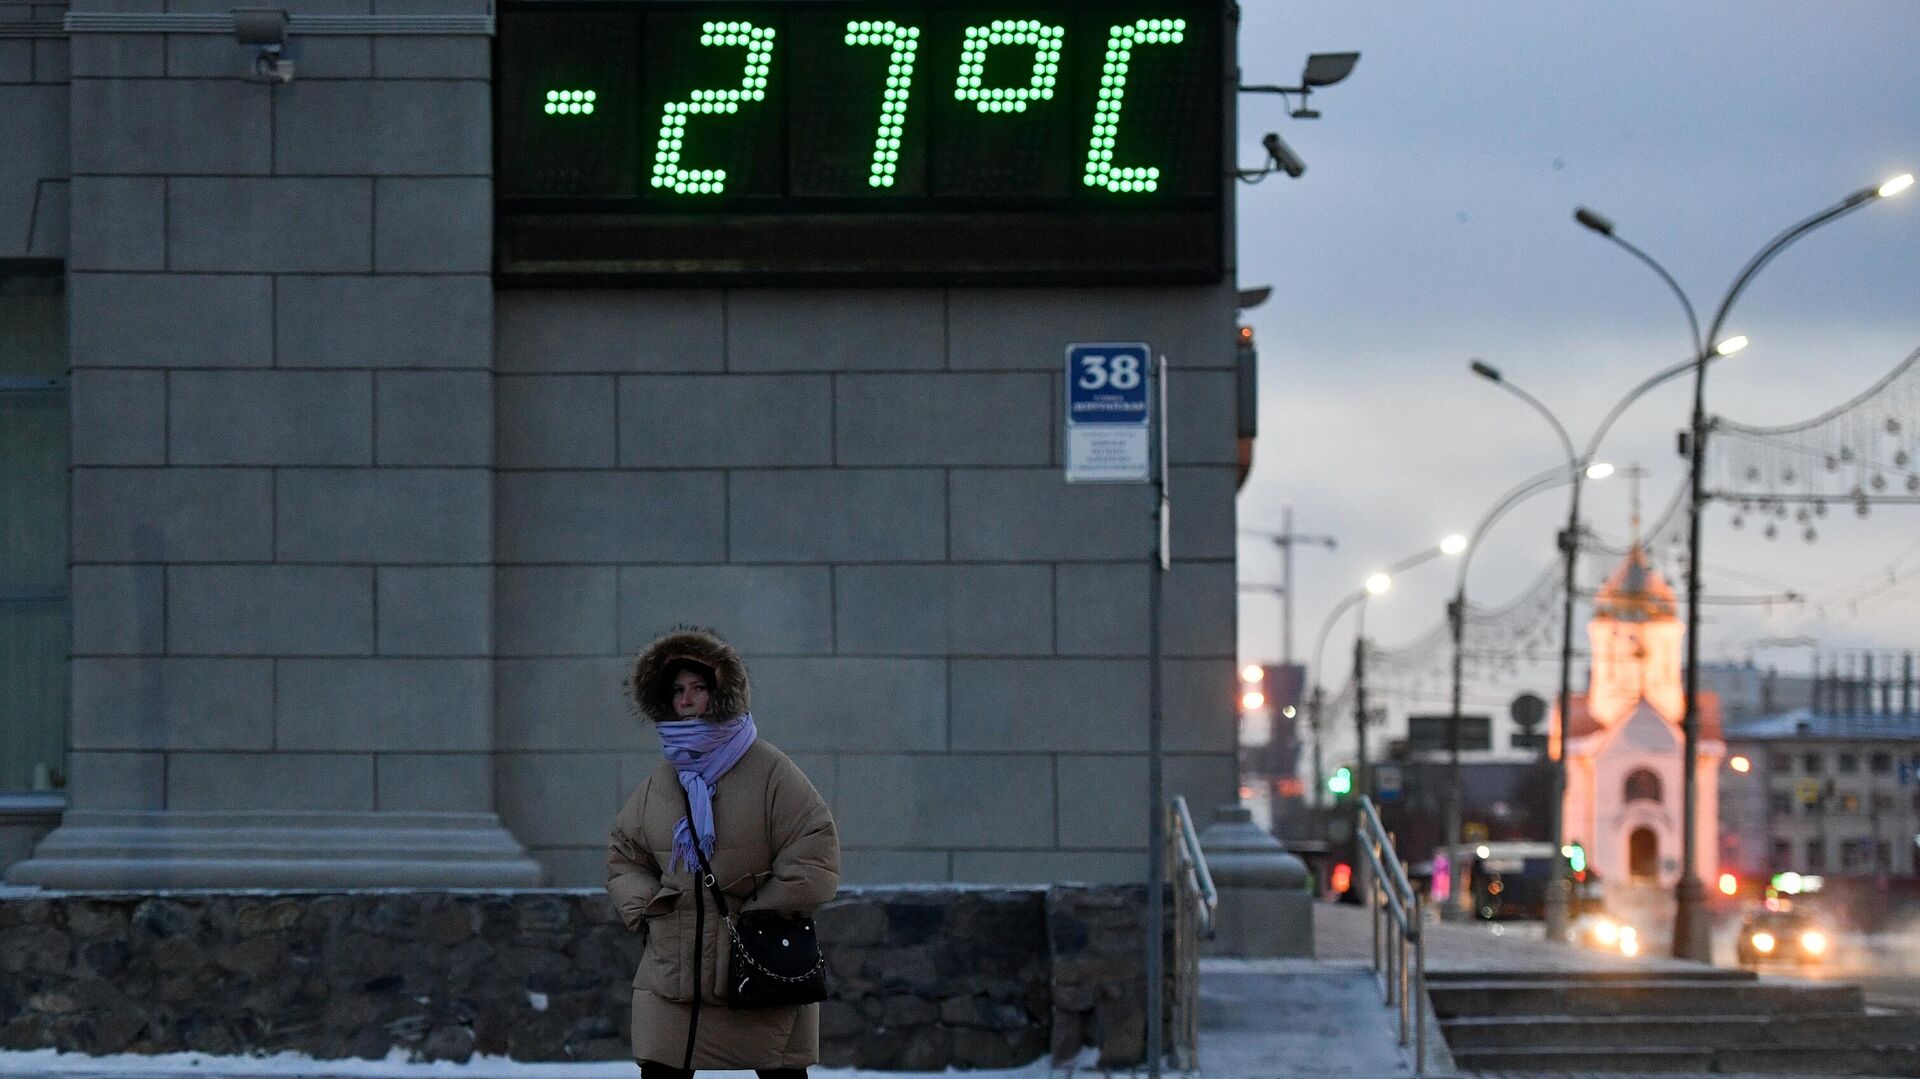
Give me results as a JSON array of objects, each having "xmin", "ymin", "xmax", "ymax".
[{"xmin": 0, "ymin": 1, "xmax": 1242, "ymax": 888}]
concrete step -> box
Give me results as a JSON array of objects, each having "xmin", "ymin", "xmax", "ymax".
[
  {"xmin": 1454, "ymin": 1042, "xmax": 1920, "ymax": 1076},
  {"xmin": 1426, "ymin": 966, "xmax": 1755, "ymax": 984},
  {"xmin": 1451, "ymin": 1045, "xmax": 1716, "ymax": 1073},
  {"xmin": 1442, "ymin": 1012, "xmax": 1920, "ymax": 1050},
  {"xmin": 1429, "ymin": 978, "xmax": 1865, "ymax": 1018},
  {"xmin": 1712, "ymin": 1043, "xmax": 1920, "ymax": 1076}
]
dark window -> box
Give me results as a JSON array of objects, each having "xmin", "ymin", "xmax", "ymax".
[
  {"xmin": 1805, "ymin": 839, "xmax": 1826, "ymax": 870},
  {"xmin": 1803, "ymin": 752, "xmax": 1824, "ymax": 774},
  {"xmin": 1872, "ymin": 791, "xmax": 1896, "ymax": 813},
  {"xmin": 1767, "ymin": 791, "xmax": 1793, "ymax": 816},
  {"xmin": 1838, "ymin": 752, "xmax": 1859, "ymax": 774},
  {"xmin": 1870, "ymin": 751, "xmax": 1892, "ymax": 774},
  {"xmin": 1623, "ymin": 768, "xmax": 1663, "ymax": 804},
  {"xmin": 0, "ymin": 274, "xmax": 68, "ymax": 793},
  {"xmin": 1840, "ymin": 838, "xmax": 1872, "ymax": 871},
  {"xmin": 1768, "ymin": 751, "xmax": 1792, "ymax": 773},
  {"xmin": 1768, "ymin": 838, "xmax": 1791, "ymax": 870}
]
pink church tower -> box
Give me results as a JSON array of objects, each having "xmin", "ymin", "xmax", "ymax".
[{"xmin": 1554, "ymin": 545, "xmax": 1723, "ymax": 889}]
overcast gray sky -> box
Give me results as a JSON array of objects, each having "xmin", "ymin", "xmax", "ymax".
[{"xmin": 1230, "ymin": 1, "xmax": 1920, "ymax": 751}]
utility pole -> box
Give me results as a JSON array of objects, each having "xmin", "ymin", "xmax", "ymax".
[{"xmin": 1272, "ymin": 507, "xmax": 1337, "ymax": 665}]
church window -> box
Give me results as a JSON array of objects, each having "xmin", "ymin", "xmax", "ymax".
[{"xmin": 1623, "ymin": 768, "xmax": 1662, "ymax": 804}]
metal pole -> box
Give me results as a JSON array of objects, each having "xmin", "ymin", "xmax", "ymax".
[
  {"xmin": 1447, "ymin": 592, "xmax": 1465, "ymax": 913},
  {"xmin": 1546, "ymin": 476, "xmax": 1583, "ymax": 943},
  {"xmin": 1673, "ymin": 354, "xmax": 1711, "ymax": 960},
  {"xmin": 1146, "ymin": 354, "xmax": 1169, "ymax": 1077},
  {"xmin": 1354, "ymin": 600, "xmax": 1370, "ymax": 801},
  {"xmin": 1281, "ymin": 506, "xmax": 1294, "ymax": 666},
  {"xmin": 1310, "ymin": 685, "xmax": 1326, "ymax": 812},
  {"xmin": 1414, "ymin": 891, "xmax": 1427, "ymax": 1076}
]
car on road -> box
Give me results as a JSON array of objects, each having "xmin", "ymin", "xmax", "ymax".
[{"xmin": 1735, "ymin": 907, "xmax": 1830, "ymax": 968}]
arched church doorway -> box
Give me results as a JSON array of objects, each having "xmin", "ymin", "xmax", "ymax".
[{"xmin": 1628, "ymin": 827, "xmax": 1659, "ymax": 879}]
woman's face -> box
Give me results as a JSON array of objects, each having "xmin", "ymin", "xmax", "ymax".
[{"xmin": 672, "ymin": 669, "xmax": 712, "ymax": 719}]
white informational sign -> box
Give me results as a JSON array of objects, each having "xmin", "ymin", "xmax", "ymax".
[{"xmin": 1064, "ymin": 342, "xmax": 1151, "ymax": 483}]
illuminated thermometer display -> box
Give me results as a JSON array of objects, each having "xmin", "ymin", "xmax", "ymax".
[{"xmin": 495, "ymin": 1, "xmax": 1224, "ymax": 281}]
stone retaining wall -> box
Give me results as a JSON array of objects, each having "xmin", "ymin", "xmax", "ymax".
[{"xmin": 0, "ymin": 885, "xmax": 1164, "ymax": 1069}]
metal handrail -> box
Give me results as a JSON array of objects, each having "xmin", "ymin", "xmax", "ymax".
[
  {"xmin": 1357, "ymin": 796, "xmax": 1428, "ymax": 1076},
  {"xmin": 1166, "ymin": 797, "xmax": 1217, "ymax": 1073},
  {"xmin": 1171, "ymin": 796, "xmax": 1218, "ymax": 938}
]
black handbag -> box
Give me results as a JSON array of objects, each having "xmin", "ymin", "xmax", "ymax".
[{"xmin": 688, "ymin": 838, "xmax": 829, "ymax": 1010}]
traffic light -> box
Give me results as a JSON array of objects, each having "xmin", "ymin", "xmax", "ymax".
[
  {"xmin": 1239, "ymin": 664, "xmax": 1268, "ymax": 712},
  {"xmin": 1718, "ymin": 872, "xmax": 1738, "ymax": 897},
  {"xmin": 1326, "ymin": 765, "xmax": 1353, "ymax": 798},
  {"xmin": 1564, "ymin": 841, "xmax": 1587, "ymax": 876}
]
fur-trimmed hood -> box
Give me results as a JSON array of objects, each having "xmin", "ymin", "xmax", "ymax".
[{"xmin": 628, "ymin": 627, "xmax": 750, "ymax": 723}]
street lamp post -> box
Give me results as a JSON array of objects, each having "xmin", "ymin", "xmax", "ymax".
[
  {"xmin": 1469, "ymin": 363, "xmax": 1586, "ymax": 941},
  {"xmin": 1310, "ymin": 539, "xmax": 1465, "ymax": 809},
  {"xmin": 1446, "ymin": 463, "xmax": 1588, "ymax": 913},
  {"xmin": 1576, "ymin": 172, "xmax": 1913, "ymax": 960}
]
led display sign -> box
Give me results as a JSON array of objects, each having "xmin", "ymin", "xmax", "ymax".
[{"xmin": 495, "ymin": 1, "xmax": 1227, "ymax": 283}]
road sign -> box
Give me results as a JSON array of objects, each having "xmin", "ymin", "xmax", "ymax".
[
  {"xmin": 1065, "ymin": 342, "xmax": 1151, "ymax": 483},
  {"xmin": 1373, "ymin": 764, "xmax": 1402, "ymax": 802},
  {"xmin": 1408, "ymin": 713, "xmax": 1490, "ymax": 752},
  {"xmin": 1509, "ymin": 692, "xmax": 1547, "ymax": 731}
]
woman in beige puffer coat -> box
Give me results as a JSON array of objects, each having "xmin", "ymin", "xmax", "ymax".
[{"xmin": 607, "ymin": 628, "xmax": 840, "ymax": 1079}]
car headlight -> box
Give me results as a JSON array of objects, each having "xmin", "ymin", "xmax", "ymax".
[
  {"xmin": 1751, "ymin": 931, "xmax": 1776, "ymax": 954},
  {"xmin": 1800, "ymin": 930, "xmax": 1827, "ymax": 956},
  {"xmin": 1593, "ymin": 919, "xmax": 1619, "ymax": 946}
]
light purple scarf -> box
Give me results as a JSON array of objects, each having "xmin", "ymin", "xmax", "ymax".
[{"xmin": 658, "ymin": 713, "xmax": 757, "ymax": 873}]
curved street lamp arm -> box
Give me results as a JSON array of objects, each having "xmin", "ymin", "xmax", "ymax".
[
  {"xmin": 1455, "ymin": 464, "xmax": 1579, "ymax": 594},
  {"xmin": 1310, "ymin": 587, "xmax": 1370, "ymax": 687},
  {"xmin": 1598, "ymin": 231, "xmax": 1704, "ymax": 358},
  {"xmin": 1702, "ymin": 186, "xmax": 1880, "ymax": 352},
  {"xmin": 1584, "ymin": 352, "xmax": 1698, "ymax": 460},
  {"xmin": 1484, "ymin": 375, "xmax": 1577, "ymax": 469},
  {"xmin": 1383, "ymin": 544, "xmax": 1444, "ymax": 577}
]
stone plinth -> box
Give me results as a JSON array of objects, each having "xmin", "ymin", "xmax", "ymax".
[{"xmin": 1198, "ymin": 804, "xmax": 1312, "ymax": 957}]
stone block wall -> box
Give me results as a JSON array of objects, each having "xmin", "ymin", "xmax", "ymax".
[
  {"xmin": 0, "ymin": 885, "xmax": 1168, "ymax": 1069},
  {"xmin": 0, "ymin": 0, "xmax": 66, "ymax": 260},
  {"xmin": 63, "ymin": 3, "xmax": 499, "ymax": 821},
  {"xmin": 493, "ymin": 286, "xmax": 1242, "ymax": 887}
]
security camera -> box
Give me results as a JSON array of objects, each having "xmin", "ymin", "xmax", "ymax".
[
  {"xmin": 1262, "ymin": 133, "xmax": 1306, "ymax": 179},
  {"xmin": 233, "ymin": 9, "xmax": 295, "ymax": 82}
]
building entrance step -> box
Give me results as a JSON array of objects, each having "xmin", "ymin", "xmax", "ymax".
[
  {"xmin": 1441, "ymin": 1012, "xmax": 1920, "ymax": 1050},
  {"xmin": 1430, "ymin": 978, "xmax": 1865, "ymax": 1018}
]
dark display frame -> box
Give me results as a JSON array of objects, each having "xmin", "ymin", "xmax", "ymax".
[{"xmin": 494, "ymin": 0, "xmax": 1232, "ymax": 284}]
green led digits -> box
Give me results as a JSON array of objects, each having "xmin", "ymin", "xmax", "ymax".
[
  {"xmin": 651, "ymin": 21, "xmax": 777, "ymax": 196},
  {"xmin": 846, "ymin": 21, "xmax": 919, "ymax": 188},
  {"xmin": 954, "ymin": 19, "xmax": 1063, "ymax": 113},
  {"xmin": 544, "ymin": 89, "xmax": 597, "ymax": 116},
  {"xmin": 1084, "ymin": 18, "xmax": 1186, "ymax": 193}
]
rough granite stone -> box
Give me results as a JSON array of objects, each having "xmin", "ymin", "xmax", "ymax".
[{"xmin": 0, "ymin": 886, "xmax": 1173, "ymax": 1067}]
